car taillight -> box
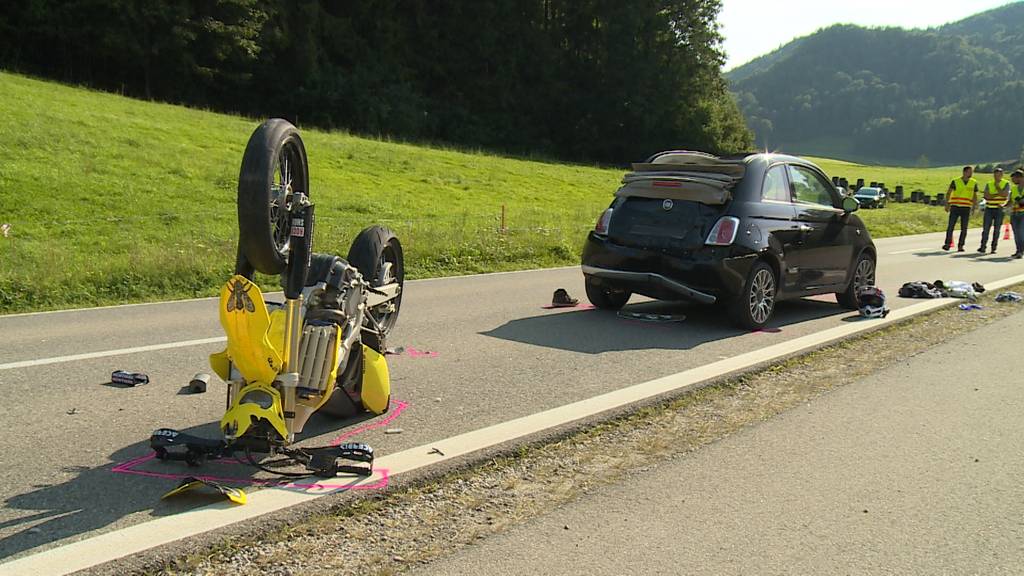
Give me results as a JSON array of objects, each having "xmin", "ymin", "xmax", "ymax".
[
  {"xmin": 705, "ymin": 216, "xmax": 740, "ymax": 246},
  {"xmin": 595, "ymin": 208, "xmax": 613, "ymax": 235}
]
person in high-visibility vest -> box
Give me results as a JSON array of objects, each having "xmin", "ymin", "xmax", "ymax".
[
  {"xmin": 1010, "ymin": 169, "xmax": 1024, "ymax": 259},
  {"xmin": 943, "ymin": 166, "xmax": 978, "ymax": 252},
  {"xmin": 978, "ymin": 167, "xmax": 1010, "ymax": 254}
]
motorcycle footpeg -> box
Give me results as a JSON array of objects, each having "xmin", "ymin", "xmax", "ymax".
[
  {"xmin": 150, "ymin": 428, "xmax": 229, "ymax": 466},
  {"xmin": 307, "ymin": 443, "xmax": 374, "ymax": 478}
]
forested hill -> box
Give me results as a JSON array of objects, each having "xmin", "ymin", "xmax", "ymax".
[
  {"xmin": 0, "ymin": 0, "xmax": 751, "ymax": 164},
  {"xmin": 728, "ymin": 2, "xmax": 1024, "ymax": 165}
]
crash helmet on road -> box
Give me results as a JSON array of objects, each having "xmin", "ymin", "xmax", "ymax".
[{"xmin": 857, "ymin": 285, "xmax": 889, "ymax": 318}]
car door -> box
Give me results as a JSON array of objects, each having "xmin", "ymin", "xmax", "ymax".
[
  {"xmin": 753, "ymin": 164, "xmax": 801, "ymax": 294},
  {"xmin": 787, "ymin": 164, "xmax": 852, "ymax": 290}
]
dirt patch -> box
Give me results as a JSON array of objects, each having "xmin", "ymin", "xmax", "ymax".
[{"xmin": 149, "ymin": 287, "xmax": 1024, "ymax": 576}]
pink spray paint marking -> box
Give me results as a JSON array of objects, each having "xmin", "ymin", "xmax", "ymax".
[
  {"xmin": 111, "ymin": 399, "xmax": 409, "ymax": 491},
  {"xmin": 403, "ymin": 347, "xmax": 439, "ymax": 358},
  {"xmin": 752, "ymin": 327, "xmax": 782, "ymax": 334}
]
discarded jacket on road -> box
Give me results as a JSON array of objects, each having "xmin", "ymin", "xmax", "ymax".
[{"xmin": 898, "ymin": 281, "xmax": 946, "ymax": 299}]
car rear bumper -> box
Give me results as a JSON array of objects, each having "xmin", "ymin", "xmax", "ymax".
[
  {"xmin": 581, "ymin": 233, "xmax": 757, "ymax": 303},
  {"xmin": 581, "ymin": 265, "xmax": 717, "ymax": 304}
]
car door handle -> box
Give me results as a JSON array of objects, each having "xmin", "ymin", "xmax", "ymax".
[{"xmin": 797, "ymin": 224, "xmax": 813, "ymax": 234}]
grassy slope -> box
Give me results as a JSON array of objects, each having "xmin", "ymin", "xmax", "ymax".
[
  {"xmin": 811, "ymin": 156, "xmax": 987, "ymax": 237},
  {"xmin": 0, "ymin": 72, "xmax": 983, "ymax": 313}
]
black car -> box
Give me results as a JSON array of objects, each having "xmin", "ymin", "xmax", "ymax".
[
  {"xmin": 853, "ymin": 186, "xmax": 887, "ymax": 208},
  {"xmin": 581, "ymin": 151, "xmax": 876, "ymax": 329}
]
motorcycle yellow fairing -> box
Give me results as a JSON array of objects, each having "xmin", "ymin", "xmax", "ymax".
[
  {"xmin": 360, "ymin": 344, "xmax": 391, "ymax": 414},
  {"xmin": 212, "ymin": 275, "xmax": 288, "ymax": 440}
]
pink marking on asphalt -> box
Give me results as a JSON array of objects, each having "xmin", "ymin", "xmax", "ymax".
[
  {"xmin": 403, "ymin": 347, "xmax": 439, "ymax": 358},
  {"xmin": 330, "ymin": 398, "xmax": 409, "ymax": 445},
  {"xmin": 541, "ymin": 303, "xmax": 596, "ymax": 310},
  {"xmin": 111, "ymin": 398, "xmax": 409, "ymax": 490}
]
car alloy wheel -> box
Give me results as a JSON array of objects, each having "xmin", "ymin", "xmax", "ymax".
[
  {"xmin": 853, "ymin": 256, "xmax": 875, "ymax": 293},
  {"xmin": 748, "ymin": 267, "xmax": 775, "ymax": 324}
]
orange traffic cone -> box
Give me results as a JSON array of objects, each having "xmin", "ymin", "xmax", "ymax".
[{"xmin": 1004, "ymin": 222, "xmax": 1011, "ymax": 241}]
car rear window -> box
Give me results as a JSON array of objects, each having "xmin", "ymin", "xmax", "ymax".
[{"xmin": 762, "ymin": 165, "xmax": 790, "ymax": 202}]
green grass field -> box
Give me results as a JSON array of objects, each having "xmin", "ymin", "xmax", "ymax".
[{"xmin": 0, "ymin": 71, "xmax": 988, "ymax": 313}]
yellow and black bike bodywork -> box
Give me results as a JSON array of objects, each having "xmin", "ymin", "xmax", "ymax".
[
  {"xmin": 210, "ymin": 274, "xmax": 391, "ymax": 448},
  {"xmin": 150, "ymin": 119, "xmax": 400, "ymax": 477}
]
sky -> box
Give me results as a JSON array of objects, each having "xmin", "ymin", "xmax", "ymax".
[{"xmin": 719, "ymin": 0, "xmax": 1019, "ymax": 70}]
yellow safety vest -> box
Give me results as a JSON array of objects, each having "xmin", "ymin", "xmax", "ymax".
[
  {"xmin": 948, "ymin": 177, "xmax": 977, "ymax": 207},
  {"xmin": 1011, "ymin": 184, "xmax": 1024, "ymax": 214},
  {"xmin": 987, "ymin": 179, "xmax": 1009, "ymax": 208}
]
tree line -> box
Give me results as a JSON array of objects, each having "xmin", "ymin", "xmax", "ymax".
[{"xmin": 0, "ymin": 0, "xmax": 751, "ymax": 164}]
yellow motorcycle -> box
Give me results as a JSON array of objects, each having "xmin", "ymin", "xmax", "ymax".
[{"xmin": 150, "ymin": 119, "xmax": 403, "ymax": 477}]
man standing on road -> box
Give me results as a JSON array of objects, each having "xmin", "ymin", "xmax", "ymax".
[
  {"xmin": 944, "ymin": 166, "xmax": 978, "ymax": 252},
  {"xmin": 1010, "ymin": 169, "xmax": 1024, "ymax": 259},
  {"xmin": 979, "ymin": 167, "xmax": 1010, "ymax": 254}
]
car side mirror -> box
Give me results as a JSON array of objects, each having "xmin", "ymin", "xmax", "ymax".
[{"xmin": 842, "ymin": 196, "xmax": 859, "ymax": 213}]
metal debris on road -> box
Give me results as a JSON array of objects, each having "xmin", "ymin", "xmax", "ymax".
[
  {"xmin": 188, "ymin": 373, "xmax": 210, "ymax": 394},
  {"xmin": 111, "ymin": 370, "xmax": 149, "ymax": 387}
]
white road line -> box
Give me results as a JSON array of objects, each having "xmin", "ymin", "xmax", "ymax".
[
  {"xmin": 0, "ymin": 267, "xmax": 579, "ymax": 319},
  {"xmin": 0, "ymin": 337, "xmax": 226, "ymax": 371},
  {"xmin": 6, "ymin": 269, "xmax": 1024, "ymax": 576},
  {"xmin": 888, "ymin": 247, "xmax": 927, "ymax": 255}
]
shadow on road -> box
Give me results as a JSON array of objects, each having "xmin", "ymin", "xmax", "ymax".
[
  {"xmin": 481, "ymin": 298, "xmax": 847, "ymax": 354},
  {"xmin": 0, "ymin": 410, "xmax": 378, "ymax": 561}
]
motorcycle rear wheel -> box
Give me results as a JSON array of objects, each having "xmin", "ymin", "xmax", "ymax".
[{"xmin": 237, "ymin": 119, "xmax": 310, "ymax": 275}]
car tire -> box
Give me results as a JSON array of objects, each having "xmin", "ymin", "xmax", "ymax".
[
  {"xmin": 836, "ymin": 251, "xmax": 876, "ymax": 309},
  {"xmin": 729, "ymin": 260, "xmax": 776, "ymax": 330},
  {"xmin": 585, "ymin": 277, "xmax": 631, "ymax": 310}
]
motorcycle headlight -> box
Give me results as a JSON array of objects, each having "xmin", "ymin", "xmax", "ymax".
[{"xmin": 240, "ymin": 389, "xmax": 275, "ymax": 409}]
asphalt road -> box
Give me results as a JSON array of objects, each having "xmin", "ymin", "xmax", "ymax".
[
  {"xmin": 414, "ymin": 310, "xmax": 1024, "ymax": 576},
  {"xmin": 1, "ymin": 229, "xmax": 1023, "ymax": 562}
]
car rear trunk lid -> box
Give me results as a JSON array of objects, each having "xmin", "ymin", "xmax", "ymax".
[{"xmin": 608, "ymin": 158, "xmax": 743, "ymax": 252}]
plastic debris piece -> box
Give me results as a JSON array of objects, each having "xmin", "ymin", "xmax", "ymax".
[
  {"xmin": 617, "ymin": 311, "xmax": 686, "ymax": 323},
  {"xmin": 111, "ymin": 370, "xmax": 149, "ymax": 387},
  {"xmin": 995, "ymin": 291, "xmax": 1022, "ymax": 303},
  {"xmin": 162, "ymin": 477, "xmax": 247, "ymax": 505}
]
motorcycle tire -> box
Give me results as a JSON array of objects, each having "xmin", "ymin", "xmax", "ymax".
[
  {"xmin": 347, "ymin": 225, "xmax": 404, "ymax": 353},
  {"xmin": 237, "ymin": 119, "xmax": 310, "ymax": 275}
]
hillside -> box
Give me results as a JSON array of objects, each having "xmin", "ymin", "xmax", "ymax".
[
  {"xmin": 728, "ymin": 2, "xmax": 1024, "ymax": 165},
  {"xmin": 0, "ymin": 71, "xmax": 623, "ymax": 312}
]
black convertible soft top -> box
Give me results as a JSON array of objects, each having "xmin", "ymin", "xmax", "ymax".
[{"xmin": 617, "ymin": 151, "xmax": 746, "ymax": 205}]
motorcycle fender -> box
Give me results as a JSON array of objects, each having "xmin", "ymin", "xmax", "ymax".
[
  {"xmin": 221, "ymin": 382, "xmax": 288, "ymax": 441},
  {"xmin": 360, "ymin": 345, "xmax": 391, "ymax": 414},
  {"xmin": 209, "ymin": 349, "xmax": 231, "ymax": 381}
]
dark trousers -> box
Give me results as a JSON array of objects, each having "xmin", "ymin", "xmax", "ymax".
[
  {"xmin": 945, "ymin": 206, "xmax": 971, "ymax": 249},
  {"xmin": 979, "ymin": 207, "xmax": 1005, "ymax": 250},
  {"xmin": 1012, "ymin": 212, "xmax": 1024, "ymax": 255}
]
